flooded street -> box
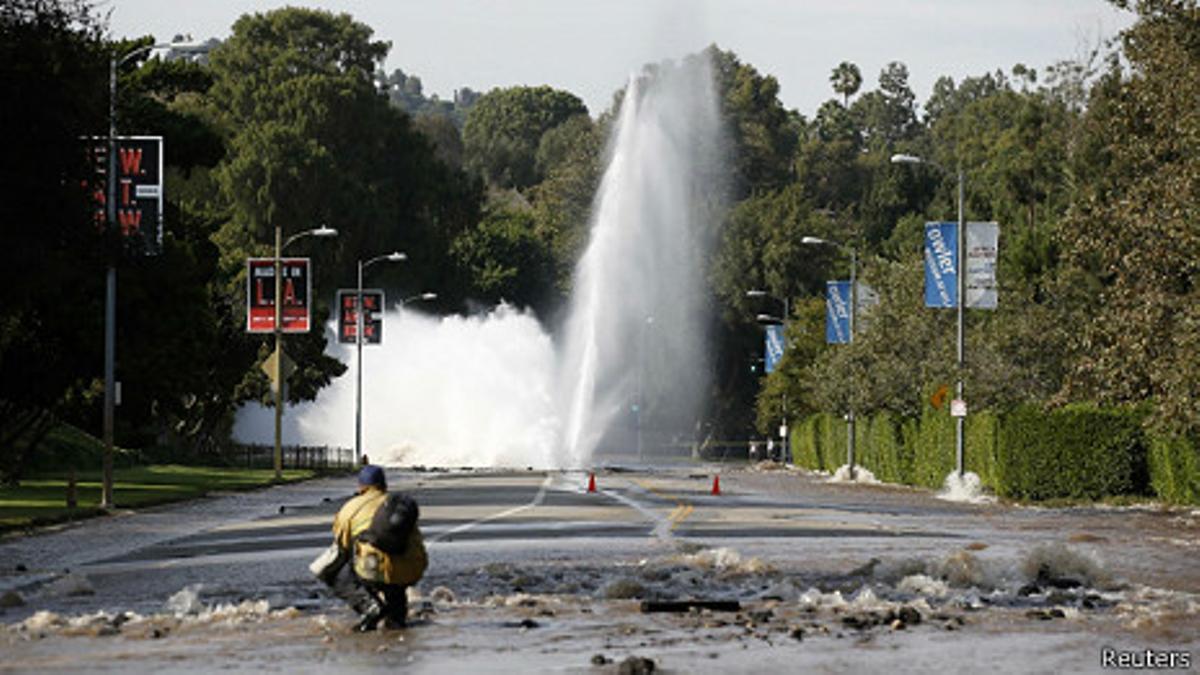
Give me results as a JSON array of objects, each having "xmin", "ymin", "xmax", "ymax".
[{"xmin": 2, "ymin": 466, "xmax": 1197, "ymax": 673}]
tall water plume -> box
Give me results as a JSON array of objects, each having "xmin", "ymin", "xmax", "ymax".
[
  {"xmin": 233, "ymin": 54, "xmax": 722, "ymax": 469},
  {"xmin": 558, "ymin": 55, "xmax": 722, "ymax": 466}
]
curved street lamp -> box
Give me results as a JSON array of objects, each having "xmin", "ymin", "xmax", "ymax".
[
  {"xmin": 802, "ymin": 235, "xmax": 859, "ymax": 479},
  {"xmin": 271, "ymin": 225, "xmax": 338, "ymax": 479},
  {"xmin": 745, "ymin": 289, "xmax": 790, "ymax": 462},
  {"xmin": 891, "ymin": 152, "xmax": 967, "ymax": 478},
  {"xmin": 100, "ymin": 40, "xmax": 205, "ymax": 508},
  {"xmin": 354, "ymin": 252, "xmax": 406, "ymax": 461}
]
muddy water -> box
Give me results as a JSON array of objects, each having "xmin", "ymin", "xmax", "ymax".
[{"xmin": 1, "ymin": 467, "xmax": 1197, "ymax": 673}]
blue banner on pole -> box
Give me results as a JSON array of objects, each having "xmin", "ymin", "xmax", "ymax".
[
  {"xmin": 825, "ymin": 281, "xmax": 851, "ymax": 344},
  {"xmin": 924, "ymin": 221, "xmax": 957, "ymax": 308},
  {"xmin": 765, "ymin": 324, "xmax": 785, "ymax": 373}
]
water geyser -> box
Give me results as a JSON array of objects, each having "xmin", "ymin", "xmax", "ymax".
[{"xmin": 234, "ymin": 53, "xmax": 722, "ymax": 469}]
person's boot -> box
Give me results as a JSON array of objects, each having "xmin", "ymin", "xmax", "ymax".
[
  {"xmin": 380, "ymin": 592, "xmax": 408, "ymax": 629},
  {"xmin": 355, "ymin": 598, "xmax": 383, "ymax": 633}
]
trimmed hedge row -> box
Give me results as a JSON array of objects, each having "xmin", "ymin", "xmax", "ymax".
[
  {"xmin": 1148, "ymin": 434, "xmax": 1200, "ymax": 504},
  {"xmin": 790, "ymin": 403, "xmax": 1197, "ymax": 504},
  {"xmin": 995, "ymin": 404, "xmax": 1148, "ymax": 500}
]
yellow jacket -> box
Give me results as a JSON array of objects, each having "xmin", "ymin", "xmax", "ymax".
[{"xmin": 332, "ymin": 487, "xmax": 427, "ymax": 586}]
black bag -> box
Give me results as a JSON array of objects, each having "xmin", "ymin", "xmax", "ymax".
[{"xmin": 358, "ymin": 493, "xmax": 419, "ymax": 554}]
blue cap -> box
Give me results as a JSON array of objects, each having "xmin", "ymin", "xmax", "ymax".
[{"xmin": 357, "ymin": 464, "xmax": 386, "ymax": 489}]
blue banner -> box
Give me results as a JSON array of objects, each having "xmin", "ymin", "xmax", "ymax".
[
  {"xmin": 765, "ymin": 324, "xmax": 785, "ymax": 373},
  {"xmin": 825, "ymin": 281, "xmax": 851, "ymax": 344},
  {"xmin": 924, "ymin": 221, "xmax": 957, "ymax": 308}
]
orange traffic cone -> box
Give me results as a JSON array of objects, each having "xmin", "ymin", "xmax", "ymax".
[
  {"xmin": 587, "ymin": 472, "xmax": 597, "ymax": 493},
  {"xmin": 711, "ymin": 474, "xmax": 721, "ymax": 496}
]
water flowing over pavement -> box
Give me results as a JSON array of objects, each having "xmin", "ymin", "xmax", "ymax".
[{"xmin": 1, "ymin": 466, "xmax": 1197, "ymax": 673}]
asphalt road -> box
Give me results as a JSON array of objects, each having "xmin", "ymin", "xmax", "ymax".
[{"xmin": 1, "ymin": 465, "xmax": 1197, "ymax": 673}]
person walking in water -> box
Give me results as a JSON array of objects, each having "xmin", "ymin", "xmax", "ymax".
[{"xmin": 316, "ymin": 464, "xmax": 427, "ymax": 631}]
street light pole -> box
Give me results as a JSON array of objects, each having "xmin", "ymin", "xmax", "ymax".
[
  {"xmin": 355, "ymin": 252, "xmax": 406, "ymax": 462},
  {"xmin": 747, "ymin": 290, "xmax": 790, "ymax": 462},
  {"xmin": 892, "ymin": 153, "xmax": 966, "ymax": 478},
  {"xmin": 847, "ymin": 246, "xmax": 857, "ymax": 480},
  {"xmin": 637, "ymin": 315, "xmax": 654, "ymax": 463},
  {"xmin": 955, "ymin": 163, "xmax": 965, "ymax": 478},
  {"xmin": 102, "ymin": 53, "xmax": 117, "ymax": 508},
  {"xmin": 272, "ymin": 225, "xmax": 337, "ymax": 480},
  {"xmin": 800, "ymin": 236, "xmax": 858, "ymax": 479},
  {"xmin": 102, "ymin": 41, "xmax": 200, "ymax": 508},
  {"xmin": 273, "ymin": 224, "xmax": 283, "ymax": 480}
]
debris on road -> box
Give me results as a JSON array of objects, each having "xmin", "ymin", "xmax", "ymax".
[{"xmin": 639, "ymin": 599, "xmax": 740, "ymax": 613}]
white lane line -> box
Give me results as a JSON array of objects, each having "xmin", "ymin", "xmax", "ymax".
[
  {"xmin": 600, "ymin": 485, "xmax": 675, "ymax": 542},
  {"xmin": 428, "ymin": 474, "xmax": 552, "ymax": 543}
]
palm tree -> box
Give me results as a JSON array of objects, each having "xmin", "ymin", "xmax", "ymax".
[{"xmin": 830, "ymin": 61, "xmax": 862, "ymax": 108}]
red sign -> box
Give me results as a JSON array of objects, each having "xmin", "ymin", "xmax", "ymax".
[
  {"xmin": 246, "ymin": 258, "xmax": 312, "ymax": 333},
  {"xmin": 337, "ymin": 290, "xmax": 385, "ymax": 344},
  {"xmin": 86, "ymin": 136, "xmax": 164, "ymax": 254}
]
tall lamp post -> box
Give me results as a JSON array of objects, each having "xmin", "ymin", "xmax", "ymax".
[
  {"xmin": 746, "ymin": 289, "xmax": 789, "ymax": 462},
  {"xmin": 272, "ymin": 225, "xmax": 337, "ymax": 480},
  {"xmin": 801, "ymin": 236, "xmax": 859, "ymax": 479},
  {"xmin": 636, "ymin": 315, "xmax": 655, "ymax": 463},
  {"xmin": 355, "ymin": 252, "xmax": 407, "ymax": 462},
  {"xmin": 891, "ymin": 152, "xmax": 966, "ymax": 478},
  {"xmin": 101, "ymin": 41, "xmax": 202, "ymax": 508}
]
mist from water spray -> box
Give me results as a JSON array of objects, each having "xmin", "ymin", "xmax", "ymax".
[
  {"xmin": 233, "ymin": 54, "xmax": 721, "ymax": 469},
  {"xmin": 559, "ymin": 55, "xmax": 721, "ymax": 466}
]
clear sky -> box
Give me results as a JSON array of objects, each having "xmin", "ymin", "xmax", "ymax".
[{"xmin": 104, "ymin": 0, "xmax": 1134, "ymax": 117}]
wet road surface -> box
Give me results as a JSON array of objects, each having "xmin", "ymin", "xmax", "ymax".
[{"xmin": 1, "ymin": 465, "xmax": 1197, "ymax": 673}]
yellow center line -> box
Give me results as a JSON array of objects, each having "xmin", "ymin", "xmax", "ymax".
[{"xmin": 636, "ymin": 479, "xmax": 695, "ymax": 531}]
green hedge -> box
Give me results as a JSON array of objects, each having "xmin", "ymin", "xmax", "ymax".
[
  {"xmin": 788, "ymin": 403, "xmax": 1198, "ymax": 504},
  {"xmin": 855, "ymin": 413, "xmax": 911, "ymax": 484},
  {"xmin": 995, "ymin": 404, "xmax": 1149, "ymax": 500},
  {"xmin": 792, "ymin": 413, "xmax": 837, "ymax": 472},
  {"xmin": 1148, "ymin": 434, "xmax": 1200, "ymax": 505}
]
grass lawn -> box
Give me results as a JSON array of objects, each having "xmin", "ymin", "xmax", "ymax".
[{"xmin": 0, "ymin": 465, "xmax": 318, "ymax": 532}]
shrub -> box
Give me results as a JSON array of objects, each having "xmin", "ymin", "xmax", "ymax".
[
  {"xmin": 791, "ymin": 413, "xmax": 838, "ymax": 471},
  {"xmin": 996, "ymin": 404, "xmax": 1149, "ymax": 500},
  {"xmin": 1147, "ymin": 434, "xmax": 1200, "ymax": 505},
  {"xmin": 911, "ymin": 405, "xmax": 955, "ymax": 488},
  {"xmin": 858, "ymin": 413, "xmax": 911, "ymax": 484}
]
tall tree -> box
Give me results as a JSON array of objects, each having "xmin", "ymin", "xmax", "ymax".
[
  {"xmin": 462, "ymin": 85, "xmax": 587, "ymax": 191},
  {"xmin": 707, "ymin": 46, "xmax": 799, "ymax": 197},
  {"xmin": 1059, "ymin": 0, "xmax": 1200, "ymax": 436},
  {"xmin": 830, "ymin": 61, "xmax": 862, "ymax": 108},
  {"xmin": 0, "ymin": 0, "xmax": 108, "ymax": 480}
]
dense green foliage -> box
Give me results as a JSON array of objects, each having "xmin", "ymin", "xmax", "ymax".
[
  {"xmin": 1, "ymin": 1, "xmax": 116, "ymax": 482},
  {"xmin": 791, "ymin": 409, "xmax": 997, "ymax": 490},
  {"xmin": 3, "ymin": 2, "xmax": 1197, "ymax": 503},
  {"xmin": 462, "ymin": 85, "xmax": 588, "ymax": 190},
  {"xmin": 1148, "ymin": 435, "xmax": 1200, "ymax": 504},
  {"xmin": 996, "ymin": 404, "xmax": 1149, "ymax": 500},
  {"xmin": 791, "ymin": 405, "xmax": 1159, "ymax": 502}
]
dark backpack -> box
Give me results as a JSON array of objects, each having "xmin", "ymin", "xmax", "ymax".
[{"xmin": 358, "ymin": 493, "xmax": 419, "ymax": 554}]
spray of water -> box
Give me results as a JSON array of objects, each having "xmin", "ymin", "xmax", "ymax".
[
  {"xmin": 234, "ymin": 306, "xmax": 559, "ymax": 468},
  {"xmin": 233, "ymin": 54, "xmax": 721, "ymax": 469},
  {"xmin": 559, "ymin": 55, "xmax": 721, "ymax": 466}
]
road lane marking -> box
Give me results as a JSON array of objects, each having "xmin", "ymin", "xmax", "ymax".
[
  {"xmin": 636, "ymin": 479, "xmax": 695, "ymax": 531},
  {"xmin": 428, "ymin": 474, "xmax": 551, "ymax": 543}
]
